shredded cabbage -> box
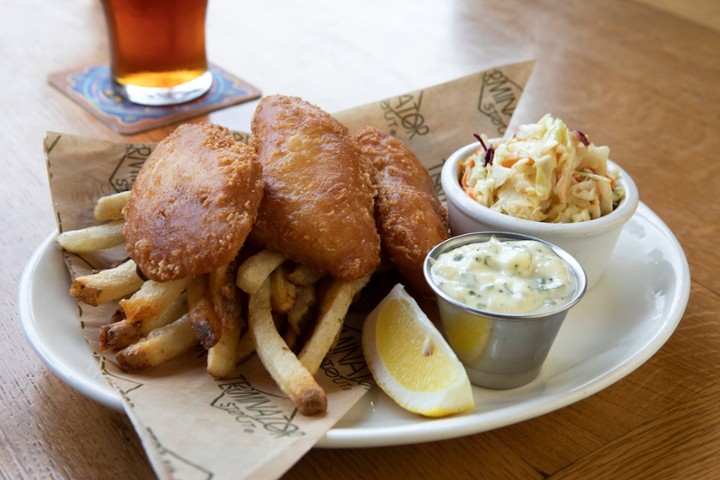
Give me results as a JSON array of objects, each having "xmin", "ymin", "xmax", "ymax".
[{"xmin": 461, "ymin": 114, "xmax": 624, "ymax": 223}]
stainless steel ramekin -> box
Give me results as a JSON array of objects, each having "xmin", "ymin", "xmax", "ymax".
[{"xmin": 424, "ymin": 231, "xmax": 587, "ymax": 389}]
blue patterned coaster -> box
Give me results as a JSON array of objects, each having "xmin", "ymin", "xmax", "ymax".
[{"xmin": 49, "ymin": 64, "xmax": 261, "ymax": 134}]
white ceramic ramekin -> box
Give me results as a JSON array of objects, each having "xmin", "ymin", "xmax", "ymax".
[{"xmin": 441, "ymin": 142, "xmax": 639, "ymax": 288}]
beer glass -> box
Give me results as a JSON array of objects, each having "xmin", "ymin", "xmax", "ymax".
[{"xmin": 101, "ymin": 0, "xmax": 212, "ymax": 106}]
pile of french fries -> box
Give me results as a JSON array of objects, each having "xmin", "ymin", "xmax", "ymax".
[{"xmin": 58, "ymin": 191, "xmax": 369, "ymax": 415}]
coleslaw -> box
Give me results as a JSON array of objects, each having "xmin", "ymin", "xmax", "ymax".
[{"xmin": 460, "ymin": 115, "xmax": 625, "ymax": 223}]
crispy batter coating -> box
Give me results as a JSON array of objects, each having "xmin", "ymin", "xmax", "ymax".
[
  {"xmin": 124, "ymin": 123, "xmax": 264, "ymax": 282},
  {"xmin": 250, "ymin": 95, "xmax": 381, "ymax": 280},
  {"xmin": 356, "ymin": 126, "xmax": 450, "ymax": 296}
]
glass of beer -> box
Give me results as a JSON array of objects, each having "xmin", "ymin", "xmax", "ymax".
[{"xmin": 101, "ymin": 0, "xmax": 213, "ymax": 106}]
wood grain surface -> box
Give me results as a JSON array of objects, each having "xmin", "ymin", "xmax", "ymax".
[{"xmin": 2, "ymin": 0, "xmax": 719, "ymax": 478}]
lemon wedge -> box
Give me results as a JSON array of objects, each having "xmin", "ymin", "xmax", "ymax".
[{"xmin": 362, "ymin": 284, "xmax": 475, "ymax": 417}]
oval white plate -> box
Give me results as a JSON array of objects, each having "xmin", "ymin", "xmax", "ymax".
[{"xmin": 18, "ymin": 202, "xmax": 689, "ymax": 448}]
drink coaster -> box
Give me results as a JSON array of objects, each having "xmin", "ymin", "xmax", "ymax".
[{"xmin": 48, "ymin": 64, "xmax": 261, "ymax": 135}]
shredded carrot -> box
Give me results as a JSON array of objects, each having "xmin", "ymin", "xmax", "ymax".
[
  {"xmin": 460, "ymin": 159, "xmax": 476, "ymax": 199},
  {"xmin": 501, "ymin": 158, "xmax": 522, "ymax": 168},
  {"xmin": 607, "ymin": 173, "xmax": 616, "ymax": 189}
]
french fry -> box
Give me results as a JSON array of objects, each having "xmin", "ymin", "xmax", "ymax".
[
  {"xmin": 56, "ymin": 220, "xmax": 125, "ymax": 253},
  {"xmin": 93, "ymin": 191, "xmax": 130, "ymax": 221},
  {"xmin": 209, "ymin": 264, "xmax": 230, "ymax": 318},
  {"xmin": 119, "ymin": 276, "xmax": 191, "ymax": 324},
  {"xmin": 270, "ymin": 265, "xmax": 298, "ymax": 313},
  {"xmin": 141, "ymin": 292, "xmax": 189, "ymax": 333},
  {"xmin": 69, "ymin": 259, "xmax": 143, "ymax": 306},
  {"xmin": 209, "ymin": 263, "xmax": 245, "ymax": 331},
  {"xmin": 99, "ymin": 320, "xmax": 140, "ymax": 351},
  {"xmin": 187, "ymin": 276, "xmax": 223, "ymax": 349},
  {"xmin": 110, "ymin": 308, "xmax": 126, "ymax": 324},
  {"xmin": 298, "ymin": 275, "xmax": 370, "ymax": 375},
  {"xmin": 235, "ymin": 249, "xmax": 286, "ymax": 295},
  {"xmin": 97, "ymin": 309, "xmax": 136, "ymax": 352},
  {"xmin": 207, "ymin": 318, "xmax": 241, "ymax": 378},
  {"xmin": 235, "ymin": 329, "xmax": 256, "ymax": 364},
  {"xmin": 99, "ymin": 294, "xmax": 188, "ymax": 351},
  {"xmin": 207, "ymin": 265, "xmax": 242, "ymax": 378},
  {"xmin": 287, "ymin": 284, "xmax": 317, "ymax": 335},
  {"xmin": 116, "ymin": 314, "xmax": 199, "ymax": 371},
  {"xmin": 287, "ymin": 264, "xmax": 325, "ymax": 287},
  {"xmin": 249, "ymin": 279, "xmax": 326, "ymax": 415}
]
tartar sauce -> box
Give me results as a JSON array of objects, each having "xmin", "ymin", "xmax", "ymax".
[{"xmin": 430, "ymin": 236, "xmax": 575, "ymax": 314}]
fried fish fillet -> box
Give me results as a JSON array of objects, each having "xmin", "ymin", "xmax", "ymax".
[
  {"xmin": 355, "ymin": 126, "xmax": 450, "ymax": 295},
  {"xmin": 125, "ymin": 123, "xmax": 264, "ymax": 282},
  {"xmin": 250, "ymin": 95, "xmax": 381, "ymax": 280}
]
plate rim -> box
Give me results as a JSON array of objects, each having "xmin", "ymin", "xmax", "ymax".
[
  {"xmin": 18, "ymin": 233, "xmax": 122, "ymax": 410},
  {"xmin": 17, "ymin": 201, "xmax": 690, "ymax": 448}
]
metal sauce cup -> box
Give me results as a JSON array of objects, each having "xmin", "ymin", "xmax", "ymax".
[{"xmin": 423, "ymin": 232, "xmax": 587, "ymax": 389}]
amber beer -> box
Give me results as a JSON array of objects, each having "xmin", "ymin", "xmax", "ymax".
[{"xmin": 101, "ymin": 0, "xmax": 212, "ymax": 106}]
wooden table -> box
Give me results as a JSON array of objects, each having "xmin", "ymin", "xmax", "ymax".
[{"xmin": 3, "ymin": 0, "xmax": 719, "ymax": 478}]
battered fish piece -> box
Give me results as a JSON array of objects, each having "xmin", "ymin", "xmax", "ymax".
[
  {"xmin": 355, "ymin": 126, "xmax": 450, "ymax": 296},
  {"xmin": 250, "ymin": 95, "xmax": 381, "ymax": 280},
  {"xmin": 125, "ymin": 123, "xmax": 264, "ymax": 282}
]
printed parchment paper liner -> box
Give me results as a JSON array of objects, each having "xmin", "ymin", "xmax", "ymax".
[{"xmin": 44, "ymin": 60, "xmax": 534, "ymax": 480}]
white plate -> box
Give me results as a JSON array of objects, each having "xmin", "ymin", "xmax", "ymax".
[{"xmin": 18, "ymin": 202, "xmax": 689, "ymax": 448}]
